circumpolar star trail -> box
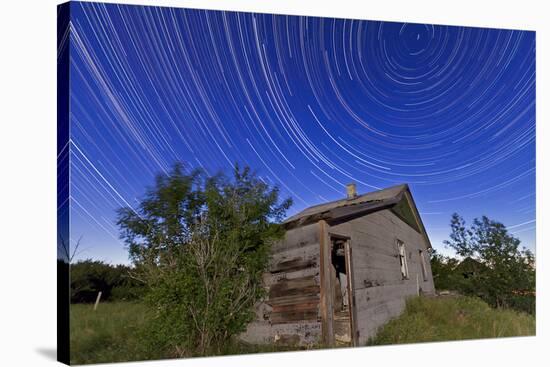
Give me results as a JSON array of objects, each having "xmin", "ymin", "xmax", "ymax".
[{"xmin": 65, "ymin": 2, "xmax": 536, "ymax": 264}]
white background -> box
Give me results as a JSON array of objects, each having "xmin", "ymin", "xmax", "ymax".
[{"xmin": 0, "ymin": 0, "xmax": 547, "ymax": 366}]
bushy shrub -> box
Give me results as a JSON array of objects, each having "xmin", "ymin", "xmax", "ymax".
[{"xmin": 117, "ymin": 163, "xmax": 291, "ymax": 356}]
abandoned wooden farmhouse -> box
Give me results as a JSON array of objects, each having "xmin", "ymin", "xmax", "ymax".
[{"xmin": 240, "ymin": 183, "xmax": 435, "ymax": 347}]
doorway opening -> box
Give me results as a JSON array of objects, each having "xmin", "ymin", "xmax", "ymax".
[{"xmin": 330, "ymin": 236, "xmax": 353, "ymax": 346}]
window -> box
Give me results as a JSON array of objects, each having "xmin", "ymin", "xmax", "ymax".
[
  {"xmin": 397, "ymin": 239, "xmax": 409, "ymax": 279},
  {"xmin": 419, "ymin": 250, "xmax": 428, "ymax": 281}
]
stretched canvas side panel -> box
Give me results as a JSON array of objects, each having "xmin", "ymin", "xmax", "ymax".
[{"xmin": 57, "ymin": 2, "xmax": 71, "ymax": 365}]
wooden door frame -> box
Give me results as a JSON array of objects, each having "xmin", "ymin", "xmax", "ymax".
[
  {"xmin": 328, "ymin": 232, "xmax": 358, "ymax": 346},
  {"xmin": 320, "ymin": 220, "xmax": 358, "ymax": 347},
  {"xmin": 319, "ymin": 220, "xmax": 334, "ymax": 346}
]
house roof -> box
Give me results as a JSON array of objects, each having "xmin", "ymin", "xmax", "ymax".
[{"xmin": 283, "ymin": 183, "xmax": 432, "ymax": 248}]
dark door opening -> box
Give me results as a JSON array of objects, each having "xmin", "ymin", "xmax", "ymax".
[{"xmin": 330, "ymin": 236, "xmax": 353, "ymax": 346}]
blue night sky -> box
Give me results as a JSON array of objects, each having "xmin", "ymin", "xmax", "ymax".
[{"xmin": 66, "ymin": 2, "xmax": 536, "ymax": 265}]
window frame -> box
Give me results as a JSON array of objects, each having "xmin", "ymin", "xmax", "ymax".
[
  {"xmin": 397, "ymin": 239, "xmax": 409, "ymax": 279},
  {"xmin": 419, "ymin": 250, "xmax": 428, "ymax": 281}
]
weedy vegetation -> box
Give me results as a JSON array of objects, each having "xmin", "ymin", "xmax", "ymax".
[
  {"xmin": 70, "ymin": 302, "xmax": 305, "ymax": 364},
  {"xmin": 368, "ymin": 296, "xmax": 535, "ymax": 346},
  {"xmin": 70, "ymin": 302, "xmax": 156, "ymax": 364}
]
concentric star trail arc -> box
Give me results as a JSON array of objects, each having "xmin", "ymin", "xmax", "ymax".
[{"xmin": 66, "ymin": 2, "xmax": 536, "ymax": 264}]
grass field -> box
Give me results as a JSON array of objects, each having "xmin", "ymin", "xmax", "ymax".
[
  {"xmin": 70, "ymin": 296, "xmax": 535, "ymax": 364},
  {"xmin": 70, "ymin": 302, "xmax": 159, "ymax": 364},
  {"xmin": 69, "ymin": 302, "xmax": 295, "ymax": 364},
  {"xmin": 367, "ymin": 296, "xmax": 536, "ymax": 345}
]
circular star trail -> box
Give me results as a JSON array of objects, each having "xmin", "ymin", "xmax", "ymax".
[{"xmin": 66, "ymin": 2, "xmax": 536, "ymax": 263}]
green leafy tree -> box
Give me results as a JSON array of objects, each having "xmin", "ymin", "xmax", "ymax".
[
  {"xmin": 117, "ymin": 163, "xmax": 291, "ymax": 356},
  {"xmin": 429, "ymin": 249, "xmax": 461, "ymax": 291},
  {"xmin": 444, "ymin": 213, "xmax": 535, "ymax": 312}
]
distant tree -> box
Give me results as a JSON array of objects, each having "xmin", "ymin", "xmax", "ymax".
[
  {"xmin": 70, "ymin": 260, "xmax": 144, "ymax": 303},
  {"xmin": 58, "ymin": 235, "xmax": 83, "ymax": 264},
  {"xmin": 117, "ymin": 163, "xmax": 291, "ymax": 356},
  {"xmin": 429, "ymin": 249, "xmax": 461, "ymax": 291},
  {"xmin": 444, "ymin": 213, "xmax": 535, "ymax": 312}
]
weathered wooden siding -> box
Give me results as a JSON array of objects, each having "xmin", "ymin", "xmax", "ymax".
[
  {"xmin": 239, "ymin": 223, "xmax": 322, "ymax": 346},
  {"xmin": 330, "ymin": 209, "xmax": 435, "ymax": 345},
  {"xmin": 240, "ymin": 206, "xmax": 435, "ymax": 347}
]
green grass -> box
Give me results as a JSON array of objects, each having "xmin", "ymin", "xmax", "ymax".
[
  {"xmin": 70, "ymin": 297, "xmax": 535, "ymax": 364},
  {"xmin": 69, "ymin": 302, "xmax": 295, "ymax": 364},
  {"xmin": 367, "ymin": 296, "xmax": 536, "ymax": 346},
  {"xmin": 70, "ymin": 302, "xmax": 159, "ymax": 365}
]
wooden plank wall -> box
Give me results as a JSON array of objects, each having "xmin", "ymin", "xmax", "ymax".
[
  {"xmin": 330, "ymin": 209, "xmax": 435, "ymax": 345},
  {"xmin": 239, "ymin": 222, "xmax": 322, "ymax": 346}
]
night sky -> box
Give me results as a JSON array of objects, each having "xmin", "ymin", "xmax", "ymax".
[{"xmin": 66, "ymin": 2, "xmax": 536, "ymax": 265}]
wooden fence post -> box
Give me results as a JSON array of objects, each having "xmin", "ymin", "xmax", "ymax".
[{"xmin": 94, "ymin": 291, "xmax": 102, "ymax": 311}]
